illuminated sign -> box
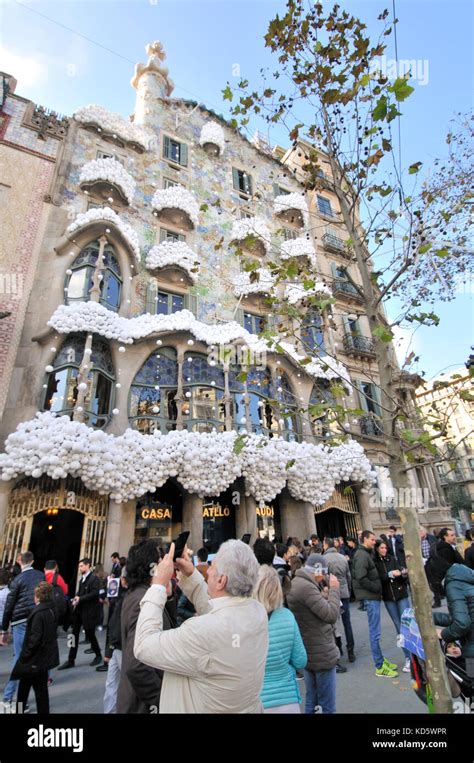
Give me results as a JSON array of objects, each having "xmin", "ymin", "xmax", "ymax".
[
  {"xmin": 202, "ymin": 503, "xmax": 231, "ymax": 519},
  {"xmin": 256, "ymin": 506, "xmax": 274, "ymax": 518},
  {"xmin": 140, "ymin": 507, "xmax": 172, "ymax": 521}
]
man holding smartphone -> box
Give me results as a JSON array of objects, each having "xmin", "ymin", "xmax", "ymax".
[{"xmin": 134, "ymin": 538, "xmax": 268, "ymax": 713}]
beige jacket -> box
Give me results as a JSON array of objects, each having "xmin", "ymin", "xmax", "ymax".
[{"xmin": 134, "ymin": 569, "xmax": 268, "ymax": 713}]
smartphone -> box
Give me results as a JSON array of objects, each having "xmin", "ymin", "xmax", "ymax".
[
  {"xmin": 172, "ymin": 530, "xmax": 190, "ymax": 561},
  {"xmin": 241, "ymin": 533, "xmax": 251, "ymax": 545}
]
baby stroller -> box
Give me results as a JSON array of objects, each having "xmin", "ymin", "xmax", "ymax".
[{"xmin": 400, "ymin": 608, "xmax": 473, "ymax": 712}]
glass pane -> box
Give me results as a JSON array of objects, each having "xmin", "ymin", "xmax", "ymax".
[
  {"xmin": 170, "ymin": 141, "xmax": 180, "ymax": 163},
  {"xmin": 91, "ymin": 337, "xmax": 115, "ymax": 377},
  {"xmin": 171, "ymin": 294, "xmax": 184, "ymax": 313},
  {"xmin": 89, "ymin": 373, "xmax": 112, "ymax": 416},
  {"xmin": 157, "ymin": 291, "xmax": 170, "ymax": 315},
  {"xmin": 102, "ymin": 273, "xmax": 121, "ymax": 311},
  {"xmin": 247, "ymin": 367, "xmax": 271, "ymax": 397},
  {"xmin": 67, "ymin": 268, "xmax": 90, "ymax": 300},
  {"xmin": 44, "ymin": 368, "xmax": 78, "ymax": 412},
  {"xmin": 133, "ymin": 351, "xmax": 178, "ymax": 386},
  {"xmin": 130, "ymin": 386, "xmax": 161, "ymax": 417},
  {"xmin": 243, "ymin": 313, "xmax": 254, "ymax": 333}
]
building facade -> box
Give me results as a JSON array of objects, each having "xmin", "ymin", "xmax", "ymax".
[
  {"xmin": 417, "ymin": 368, "xmax": 474, "ymax": 531},
  {"xmin": 0, "ymin": 42, "xmax": 450, "ymax": 590}
]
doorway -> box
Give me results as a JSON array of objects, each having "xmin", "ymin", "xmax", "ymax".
[
  {"xmin": 315, "ymin": 508, "xmax": 347, "ymax": 540},
  {"xmin": 29, "ymin": 509, "xmax": 84, "ymax": 596}
]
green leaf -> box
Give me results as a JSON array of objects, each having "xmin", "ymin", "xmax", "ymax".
[
  {"xmin": 418, "ymin": 243, "xmax": 432, "ymax": 254},
  {"xmin": 372, "ymin": 324, "xmax": 394, "ymax": 342},
  {"xmin": 236, "ymin": 371, "xmax": 248, "ymax": 383},
  {"xmin": 285, "ymin": 459, "xmax": 296, "ymax": 470},
  {"xmin": 373, "ymin": 95, "xmax": 387, "ymax": 121},
  {"xmin": 222, "ymin": 85, "xmax": 233, "ymax": 101},
  {"xmin": 389, "ymin": 77, "xmax": 415, "ymax": 102},
  {"xmin": 233, "ymin": 434, "xmax": 247, "ymax": 455},
  {"xmin": 199, "ymin": 203, "xmax": 209, "ymax": 213}
]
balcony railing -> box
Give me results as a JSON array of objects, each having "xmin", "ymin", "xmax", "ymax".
[
  {"xmin": 333, "ymin": 279, "xmax": 363, "ymax": 301},
  {"xmin": 343, "ymin": 333, "xmax": 376, "ymax": 357},
  {"xmin": 322, "ymin": 233, "xmax": 346, "ymax": 254},
  {"xmin": 360, "ymin": 414, "xmax": 384, "ymax": 437}
]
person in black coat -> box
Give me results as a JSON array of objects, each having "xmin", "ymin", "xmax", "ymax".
[
  {"xmin": 58, "ymin": 558, "xmax": 102, "ymax": 670},
  {"xmin": 425, "ymin": 527, "xmax": 467, "ymax": 608},
  {"xmin": 374, "ymin": 539, "xmax": 411, "ymax": 671},
  {"xmin": 11, "ymin": 582, "xmax": 59, "ymax": 714},
  {"xmin": 117, "ymin": 541, "xmax": 177, "ymax": 713},
  {"xmin": 465, "ymin": 538, "xmax": 474, "ymax": 570},
  {"xmin": 1, "ymin": 551, "xmax": 45, "ymax": 704}
]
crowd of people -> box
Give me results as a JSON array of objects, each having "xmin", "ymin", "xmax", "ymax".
[{"xmin": 0, "ymin": 523, "xmax": 472, "ymax": 714}]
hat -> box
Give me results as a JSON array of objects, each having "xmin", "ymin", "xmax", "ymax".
[{"xmin": 305, "ymin": 553, "xmax": 328, "ymax": 575}]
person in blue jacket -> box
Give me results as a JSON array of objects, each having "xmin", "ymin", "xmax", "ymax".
[
  {"xmin": 253, "ymin": 564, "xmax": 307, "ymax": 713},
  {"xmin": 434, "ymin": 561, "xmax": 474, "ymax": 679}
]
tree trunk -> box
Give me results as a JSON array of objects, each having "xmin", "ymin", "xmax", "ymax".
[{"xmin": 322, "ymin": 132, "xmax": 453, "ymax": 712}]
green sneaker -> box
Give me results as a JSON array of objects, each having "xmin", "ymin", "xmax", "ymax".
[
  {"xmin": 375, "ymin": 664, "xmax": 398, "ymax": 678},
  {"xmin": 383, "ymin": 657, "xmax": 398, "ymax": 670}
]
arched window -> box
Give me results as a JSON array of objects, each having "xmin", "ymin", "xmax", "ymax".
[
  {"xmin": 182, "ymin": 353, "xmax": 226, "ymax": 433},
  {"xmin": 66, "ymin": 241, "xmax": 122, "ymax": 312},
  {"xmin": 43, "ymin": 334, "xmax": 115, "ymax": 428},
  {"xmin": 301, "ymin": 311, "xmax": 325, "ymax": 353},
  {"xmin": 309, "ymin": 381, "xmax": 334, "ymax": 438},
  {"xmin": 129, "ymin": 348, "xmax": 178, "ymax": 434}
]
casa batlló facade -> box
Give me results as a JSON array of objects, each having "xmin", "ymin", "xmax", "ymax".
[{"xmin": 0, "ymin": 42, "xmax": 450, "ymax": 591}]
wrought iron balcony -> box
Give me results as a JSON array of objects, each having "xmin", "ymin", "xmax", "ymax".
[
  {"xmin": 333, "ymin": 279, "xmax": 363, "ymax": 301},
  {"xmin": 360, "ymin": 414, "xmax": 384, "ymax": 437},
  {"xmin": 322, "ymin": 232, "xmax": 344, "ymax": 250},
  {"xmin": 343, "ymin": 333, "xmax": 376, "ymax": 357}
]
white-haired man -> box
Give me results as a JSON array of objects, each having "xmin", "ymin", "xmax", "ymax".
[{"xmin": 134, "ymin": 539, "xmax": 268, "ymax": 713}]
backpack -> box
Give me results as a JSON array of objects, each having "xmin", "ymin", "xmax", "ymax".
[{"xmin": 51, "ymin": 572, "xmax": 72, "ymax": 627}]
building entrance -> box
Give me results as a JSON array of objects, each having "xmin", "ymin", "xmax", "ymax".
[{"xmin": 29, "ymin": 509, "xmax": 84, "ymax": 595}]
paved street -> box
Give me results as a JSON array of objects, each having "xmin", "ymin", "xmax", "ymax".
[{"xmin": 0, "ymin": 602, "xmax": 429, "ymax": 715}]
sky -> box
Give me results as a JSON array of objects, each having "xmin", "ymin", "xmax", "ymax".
[{"xmin": 1, "ymin": 0, "xmax": 473, "ymax": 380}]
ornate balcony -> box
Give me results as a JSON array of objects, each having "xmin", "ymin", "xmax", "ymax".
[
  {"xmin": 274, "ymin": 192, "xmax": 308, "ymax": 228},
  {"xmin": 152, "ymin": 186, "xmax": 199, "ymax": 231},
  {"xmin": 333, "ymin": 279, "xmax": 363, "ymax": 302},
  {"xmin": 79, "ymin": 158, "xmax": 136, "ymax": 206},
  {"xmin": 322, "ymin": 232, "xmax": 351, "ymax": 258},
  {"xmin": 343, "ymin": 333, "xmax": 376, "ymax": 358}
]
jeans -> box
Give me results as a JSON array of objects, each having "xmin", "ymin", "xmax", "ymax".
[
  {"xmin": 366, "ymin": 600, "xmax": 384, "ymax": 669},
  {"xmin": 17, "ymin": 671, "xmax": 49, "ymax": 714},
  {"xmin": 3, "ymin": 622, "xmax": 27, "ymax": 702},
  {"xmin": 384, "ymin": 598, "xmax": 411, "ymax": 658},
  {"xmin": 303, "ymin": 667, "xmax": 336, "ymax": 714},
  {"xmin": 341, "ymin": 598, "xmax": 355, "ymax": 650},
  {"xmin": 103, "ymin": 649, "xmax": 122, "ymax": 714}
]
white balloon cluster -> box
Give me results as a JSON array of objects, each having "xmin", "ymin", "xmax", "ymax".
[
  {"xmin": 280, "ymin": 236, "xmax": 317, "ymax": 267},
  {"xmin": 79, "ymin": 158, "xmax": 137, "ymax": 205},
  {"xmin": 152, "ymin": 186, "xmax": 200, "ymax": 227},
  {"xmin": 74, "ymin": 104, "xmax": 153, "ymax": 150},
  {"xmin": 66, "ymin": 207, "xmax": 140, "ymax": 261},
  {"xmin": 145, "ymin": 240, "xmax": 200, "ymax": 282},
  {"xmin": 285, "ymin": 281, "xmax": 332, "ymax": 305},
  {"xmin": 46, "ymin": 301, "xmax": 349, "ymax": 385},
  {"xmin": 0, "ymin": 412, "xmax": 376, "ymax": 503},
  {"xmin": 274, "ymin": 192, "xmax": 309, "ymax": 226},
  {"xmin": 230, "ymin": 217, "xmax": 272, "ymax": 254},
  {"xmin": 232, "ymin": 267, "xmax": 275, "ymax": 297},
  {"xmin": 199, "ymin": 121, "xmax": 226, "ymax": 155}
]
